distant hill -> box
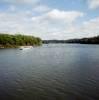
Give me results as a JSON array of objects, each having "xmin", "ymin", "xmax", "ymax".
[
  {"xmin": 66, "ymin": 36, "xmax": 99, "ymax": 44},
  {"xmin": 43, "ymin": 36, "xmax": 99, "ymax": 44}
]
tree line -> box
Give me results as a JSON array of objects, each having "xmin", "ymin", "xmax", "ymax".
[
  {"xmin": 0, "ymin": 34, "xmax": 42, "ymax": 48},
  {"xmin": 66, "ymin": 36, "xmax": 99, "ymax": 44},
  {"xmin": 43, "ymin": 36, "xmax": 99, "ymax": 44}
]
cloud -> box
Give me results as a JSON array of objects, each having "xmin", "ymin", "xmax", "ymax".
[
  {"xmin": 79, "ymin": 17, "xmax": 99, "ymax": 34},
  {"xmin": 88, "ymin": 0, "xmax": 99, "ymax": 9},
  {"xmin": 0, "ymin": 11, "xmax": 31, "ymax": 33},
  {"xmin": 65, "ymin": 17, "xmax": 99, "ymax": 39},
  {"xmin": 0, "ymin": 6, "xmax": 98, "ymax": 40},
  {"xmin": 0, "ymin": 0, "xmax": 40, "ymax": 6},
  {"xmin": 32, "ymin": 9, "xmax": 84, "ymax": 24},
  {"xmin": 8, "ymin": 5, "xmax": 16, "ymax": 12},
  {"xmin": 45, "ymin": 16, "xmax": 99, "ymax": 39},
  {"xmin": 46, "ymin": 9, "xmax": 84, "ymax": 23},
  {"xmin": 33, "ymin": 5, "xmax": 51, "ymax": 13},
  {"xmin": 0, "ymin": 9, "xmax": 85, "ymax": 39},
  {"xmin": 31, "ymin": 9, "xmax": 84, "ymax": 39}
]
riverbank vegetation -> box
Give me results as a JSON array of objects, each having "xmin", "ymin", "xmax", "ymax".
[
  {"xmin": 0, "ymin": 34, "xmax": 42, "ymax": 48},
  {"xmin": 43, "ymin": 36, "xmax": 99, "ymax": 44},
  {"xmin": 66, "ymin": 36, "xmax": 99, "ymax": 44}
]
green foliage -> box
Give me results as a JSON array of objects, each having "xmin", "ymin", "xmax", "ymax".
[
  {"xmin": 66, "ymin": 36, "xmax": 99, "ymax": 44},
  {"xmin": 0, "ymin": 34, "xmax": 42, "ymax": 48},
  {"xmin": 43, "ymin": 36, "xmax": 99, "ymax": 44}
]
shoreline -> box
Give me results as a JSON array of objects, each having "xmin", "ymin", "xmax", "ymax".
[{"xmin": 0, "ymin": 45, "xmax": 34, "ymax": 49}]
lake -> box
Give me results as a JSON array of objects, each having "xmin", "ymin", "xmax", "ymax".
[{"xmin": 0, "ymin": 44, "xmax": 99, "ymax": 100}]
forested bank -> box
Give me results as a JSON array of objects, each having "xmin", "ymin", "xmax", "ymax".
[
  {"xmin": 0, "ymin": 34, "xmax": 42, "ymax": 48},
  {"xmin": 66, "ymin": 36, "xmax": 99, "ymax": 44},
  {"xmin": 43, "ymin": 36, "xmax": 99, "ymax": 44}
]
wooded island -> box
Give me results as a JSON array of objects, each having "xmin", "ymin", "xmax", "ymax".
[{"xmin": 0, "ymin": 34, "xmax": 42, "ymax": 48}]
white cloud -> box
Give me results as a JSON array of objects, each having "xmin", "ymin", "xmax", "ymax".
[
  {"xmin": 88, "ymin": 0, "xmax": 99, "ymax": 9},
  {"xmin": 46, "ymin": 9, "xmax": 84, "ymax": 23},
  {"xmin": 33, "ymin": 5, "xmax": 51, "ymax": 13},
  {"xmin": 32, "ymin": 9, "xmax": 84, "ymax": 24},
  {"xmin": 30, "ymin": 9, "xmax": 84, "ymax": 39},
  {"xmin": 0, "ymin": 9, "xmax": 85, "ymax": 39},
  {"xmin": 45, "ymin": 17, "xmax": 99, "ymax": 39},
  {"xmin": 8, "ymin": 5, "xmax": 16, "ymax": 12},
  {"xmin": 65, "ymin": 17, "xmax": 99, "ymax": 39},
  {"xmin": 0, "ymin": 7, "xmax": 99, "ymax": 40},
  {"xmin": 79, "ymin": 17, "xmax": 99, "ymax": 34},
  {"xmin": 0, "ymin": 0, "xmax": 40, "ymax": 5}
]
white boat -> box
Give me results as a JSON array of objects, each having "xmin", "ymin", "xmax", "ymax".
[
  {"xmin": 19, "ymin": 46, "xmax": 32, "ymax": 50},
  {"xmin": 19, "ymin": 47, "xmax": 24, "ymax": 50}
]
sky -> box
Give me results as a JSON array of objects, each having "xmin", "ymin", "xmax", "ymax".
[{"xmin": 0, "ymin": 0, "xmax": 99, "ymax": 40}]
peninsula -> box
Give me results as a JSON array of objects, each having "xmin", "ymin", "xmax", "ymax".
[{"xmin": 0, "ymin": 34, "xmax": 42, "ymax": 48}]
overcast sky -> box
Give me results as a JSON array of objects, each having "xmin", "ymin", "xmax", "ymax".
[{"xmin": 0, "ymin": 0, "xmax": 99, "ymax": 40}]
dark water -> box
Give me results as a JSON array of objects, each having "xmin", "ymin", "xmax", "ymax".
[{"xmin": 0, "ymin": 44, "xmax": 99, "ymax": 100}]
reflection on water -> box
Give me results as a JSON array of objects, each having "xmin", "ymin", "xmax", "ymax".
[{"xmin": 0, "ymin": 44, "xmax": 99, "ymax": 100}]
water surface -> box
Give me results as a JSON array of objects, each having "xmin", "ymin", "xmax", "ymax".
[{"xmin": 0, "ymin": 44, "xmax": 99, "ymax": 100}]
